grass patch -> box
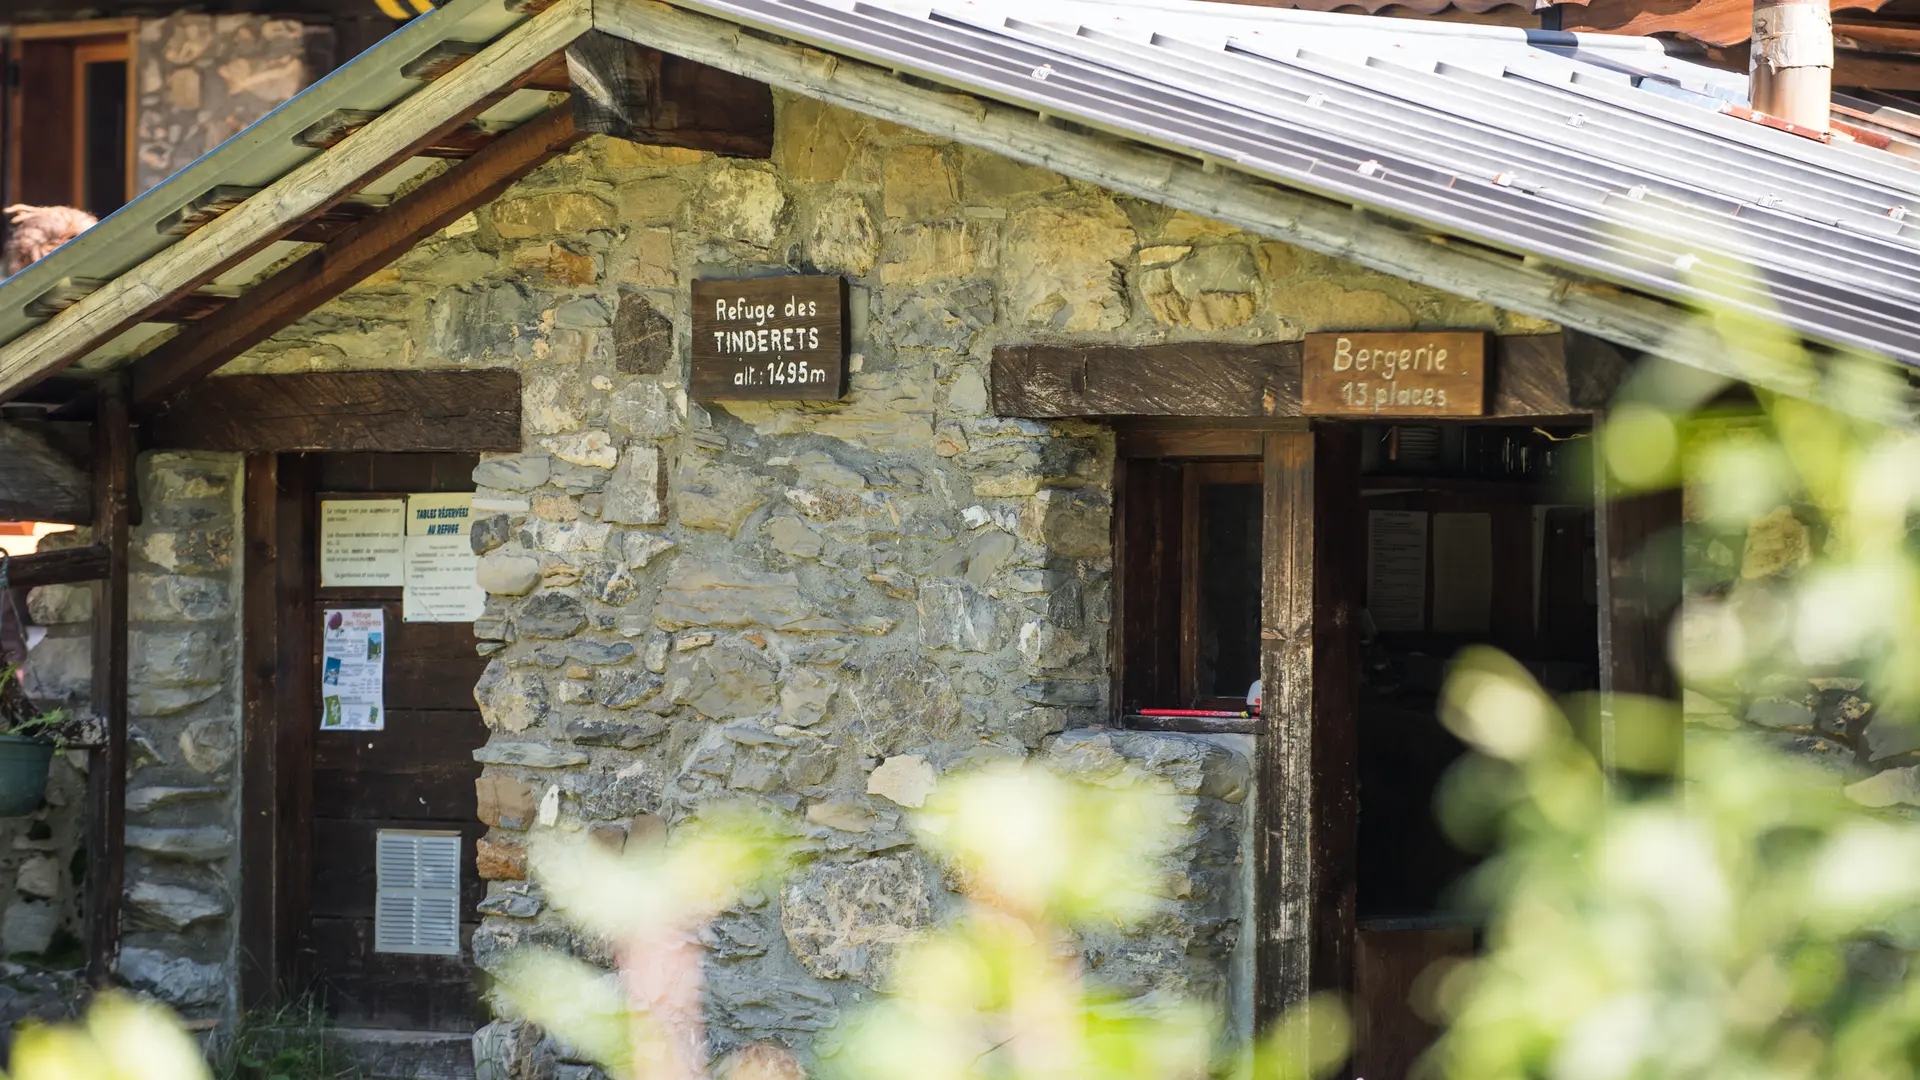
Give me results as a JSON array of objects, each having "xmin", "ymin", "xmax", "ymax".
[{"xmin": 211, "ymin": 1000, "xmax": 361, "ymax": 1080}]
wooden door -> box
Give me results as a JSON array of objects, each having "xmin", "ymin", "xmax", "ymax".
[{"xmin": 304, "ymin": 453, "xmax": 487, "ymax": 1031}]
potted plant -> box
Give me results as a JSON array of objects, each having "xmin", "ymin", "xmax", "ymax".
[{"xmin": 0, "ymin": 663, "xmax": 67, "ymax": 816}]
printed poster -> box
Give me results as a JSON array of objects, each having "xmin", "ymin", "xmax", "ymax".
[
  {"xmin": 320, "ymin": 500, "xmax": 405, "ymax": 587},
  {"xmin": 403, "ymin": 492, "xmax": 485, "ymax": 623},
  {"xmin": 321, "ymin": 608, "xmax": 386, "ymax": 731}
]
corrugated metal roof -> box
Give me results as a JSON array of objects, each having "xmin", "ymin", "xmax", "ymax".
[
  {"xmin": 4, "ymin": 0, "xmax": 1920, "ymax": 404},
  {"xmin": 659, "ymin": 0, "xmax": 1920, "ymax": 366}
]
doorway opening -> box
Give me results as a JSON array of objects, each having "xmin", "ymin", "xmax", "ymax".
[{"xmin": 1349, "ymin": 419, "xmax": 1597, "ymax": 1079}]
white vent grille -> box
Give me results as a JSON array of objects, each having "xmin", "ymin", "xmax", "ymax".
[{"xmin": 374, "ymin": 830, "xmax": 462, "ymax": 957}]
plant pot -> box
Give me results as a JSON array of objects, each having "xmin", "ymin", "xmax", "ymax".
[{"xmin": 0, "ymin": 735, "xmax": 54, "ymax": 816}]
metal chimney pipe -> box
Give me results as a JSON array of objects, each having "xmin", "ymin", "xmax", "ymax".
[{"xmin": 1751, "ymin": 0, "xmax": 1834, "ymax": 133}]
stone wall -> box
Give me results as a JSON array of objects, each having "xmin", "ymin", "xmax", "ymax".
[
  {"xmin": 206, "ymin": 91, "xmax": 1557, "ymax": 1062},
  {"xmin": 23, "ymin": 452, "xmax": 244, "ymax": 1021},
  {"xmin": 135, "ymin": 15, "xmax": 333, "ymax": 196}
]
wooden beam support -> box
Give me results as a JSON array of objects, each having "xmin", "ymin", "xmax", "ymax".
[
  {"xmin": 26, "ymin": 279, "xmax": 240, "ymax": 325},
  {"xmin": 406, "ymin": 43, "xmax": 572, "ymax": 92},
  {"xmin": 991, "ymin": 335, "xmax": 1617, "ymax": 420},
  {"xmin": 84, "ymin": 389, "xmax": 131, "ymax": 986},
  {"xmin": 239, "ymin": 453, "xmax": 317, "ymax": 1009},
  {"xmin": 158, "ymin": 186, "xmax": 391, "ymax": 243},
  {"xmin": 0, "ymin": 0, "xmax": 591, "ymax": 403},
  {"xmin": 0, "ymin": 421, "xmax": 91, "ymax": 524},
  {"xmin": 566, "ymin": 30, "xmax": 774, "ymax": 157},
  {"xmin": 1253, "ymin": 426, "xmax": 1361, "ymax": 1035},
  {"xmin": 130, "ymin": 106, "xmax": 580, "ymax": 413},
  {"xmin": 296, "ymin": 109, "xmax": 508, "ymax": 158},
  {"xmin": 146, "ymin": 371, "xmax": 523, "ymax": 452},
  {"xmin": 1, "ymin": 544, "xmax": 110, "ymax": 589}
]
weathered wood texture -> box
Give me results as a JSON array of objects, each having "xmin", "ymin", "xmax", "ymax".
[
  {"xmin": 85, "ymin": 392, "xmax": 131, "ymax": 985},
  {"xmin": 131, "ymin": 106, "xmax": 580, "ymax": 413},
  {"xmin": 239, "ymin": 453, "xmax": 319, "ymax": 1007},
  {"xmin": 0, "ymin": 545, "xmax": 110, "ymax": 589},
  {"xmin": 147, "ymin": 372, "xmax": 524, "ymax": 452},
  {"xmin": 993, "ymin": 336, "xmax": 1615, "ymax": 420},
  {"xmin": 995, "ymin": 343, "xmax": 1301, "ymax": 418},
  {"xmin": 0, "ymin": 422, "xmax": 91, "ymax": 524},
  {"xmin": 566, "ymin": 30, "xmax": 775, "ymax": 156},
  {"xmin": 0, "ymin": 0, "xmax": 591, "ymax": 403},
  {"xmin": 1253, "ymin": 427, "xmax": 1361, "ymax": 1039}
]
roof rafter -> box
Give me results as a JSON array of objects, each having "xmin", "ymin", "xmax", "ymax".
[
  {"xmin": 0, "ymin": 0, "xmax": 592, "ymax": 404},
  {"xmin": 131, "ymin": 105, "xmax": 585, "ymax": 413}
]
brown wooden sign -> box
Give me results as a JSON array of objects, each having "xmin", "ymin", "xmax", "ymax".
[
  {"xmin": 1301, "ymin": 331, "xmax": 1487, "ymax": 418},
  {"xmin": 690, "ymin": 275, "xmax": 848, "ymax": 401}
]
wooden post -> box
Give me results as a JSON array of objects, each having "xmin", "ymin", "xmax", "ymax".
[
  {"xmin": 239, "ymin": 453, "xmax": 317, "ymax": 1006},
  {"xmin": 1592, "ymin": 420, "xmax": 1684, "ymax": 782},
  {"xmin": 1254, "ymin": 425, "xmax": 1361, "ymax": 1038},
  {"xmin": 84, "ymin": 387, "xmax": 130, "ymax": 986}
]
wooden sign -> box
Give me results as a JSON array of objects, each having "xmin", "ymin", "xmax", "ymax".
[
  {"xmin": 1301, "ymin": 332, "xmax": 1487, "ymax": 418},
  {"xmin": 690, "ymin": 275, "xmax": 848, "ymax": 400}
]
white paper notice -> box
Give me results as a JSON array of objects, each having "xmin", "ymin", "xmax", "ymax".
[
  {"xmin": 1431, "ymin": 512, "xmax": 1493, "ymax": 634},
  {"xmin": 406, "ymin": 492, "xmax": 475, "ymax": 537},
  {"xmin": 321, "ymin": 608, "xmax": 386, "ymax": 731},
  {"xmin": 403, "ymin": 492, "xmax": 484, "ymax": 623},
  {"xmin": 1367, "ymin": 510, "xmax": 1428, "ymax": 633},
  {"xmin": 320, "ymin": 500, "xmax": 405, "ymax": 587}
]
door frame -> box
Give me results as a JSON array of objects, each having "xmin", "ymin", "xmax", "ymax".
[{"xmin": 239, "ymin": 452, "xmax": 320, "ymax": 1007}]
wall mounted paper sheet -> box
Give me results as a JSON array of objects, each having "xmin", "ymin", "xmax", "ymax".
[
  {"xmin": 321, "ymin": 608, "xmax": 385, "ymax": 731},
  {"xmin": 320, "ymin": 499, "xmax": 405, "ymax": 587},
  {"xmin": 403, "ymin": 492, "xmax": 483, "ymax": 623}
]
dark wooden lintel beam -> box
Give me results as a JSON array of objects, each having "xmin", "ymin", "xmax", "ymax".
[
  {"xmin": 130, "ymin": 105, "xmax": 582, "ymax": 413},
  {"xmin": 0, "ymin": 544, "xmax": 110, "ymax": 589},
  {"xmin": 146, "ymin": 371, "xmax": 523, "ymax": 453},
  {"xmin": 991, "ymin": 332, "xmax": 1622, "ymax": 420}
]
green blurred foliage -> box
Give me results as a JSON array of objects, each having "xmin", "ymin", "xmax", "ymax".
[
  {"xmin": 1431, "ymin": 337, "xmax": 1920, "ymax": 1079},
  {"xmin": 3, "ymin": 994, "xmax": 209, "ymax": 1080}
]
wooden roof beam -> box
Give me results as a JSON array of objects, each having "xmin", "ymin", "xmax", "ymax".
[
  {"xmin": 566, "ymin": 30, "xmax": 774, "ymax": 157},
  {"xmin": 130, "ymin": 105, "xmax": 583, "ymax": 413}
]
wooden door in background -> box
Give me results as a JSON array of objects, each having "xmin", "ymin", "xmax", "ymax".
[{"xmin": 305, "ymin": 453, "xmax": 487, "ymax": 1032}]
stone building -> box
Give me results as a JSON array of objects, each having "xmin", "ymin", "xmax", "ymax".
[{"xmin": 0, "ymin": 0, "xmax": 1916, "ymax": 1077}]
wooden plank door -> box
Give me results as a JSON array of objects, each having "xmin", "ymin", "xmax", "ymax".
[{"xmin": 305, "ymin": 453, "xmax": 487, "ymax": 1031}]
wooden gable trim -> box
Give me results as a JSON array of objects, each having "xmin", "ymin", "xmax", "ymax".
[
  {"xmin": 992, "ymin": 332, "xmax": 1627, "ymax": 420},
  {"xmin": 0, "ymin": 0, "xmax": 592, "ymax": 405},
  {"xmin": 145, "ymin": 371, "xmax": 523, "ymax": 453}
]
